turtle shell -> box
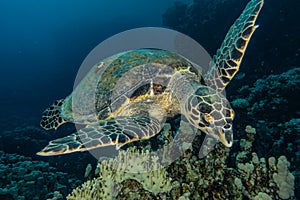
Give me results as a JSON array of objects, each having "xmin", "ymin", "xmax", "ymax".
[{"xmin": 61, "ymin": 49, "xmax": 202, "ymax": 123}]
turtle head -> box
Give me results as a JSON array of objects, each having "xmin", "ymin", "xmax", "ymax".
[{"xmin": 185, "ymin": 86, "xmax": 234, "ymax": 147}]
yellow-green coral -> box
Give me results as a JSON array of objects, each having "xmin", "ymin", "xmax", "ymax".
[
  {"xmin": 254, "ymin": 192, "xmax": 272, "ymax": 200},
  {"xmin": 67, "ymin": 178, "xmax": 103, "ymax": 200},
  {"xmin": 67, "ymin": 147, "xmax": 172, "ymax": 199},
  {"xmin": 273, "ymin": 156, "xmax": 295, "ymax": 199},
  {"xmin": 235, "ymin": 127, "xmax": 295, "ymax": 199}
]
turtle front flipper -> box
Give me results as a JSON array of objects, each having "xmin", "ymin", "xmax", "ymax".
[
  {"xmin": 37, "ymin": 116, "xmax": 162, "ymax": 156},
  {"xmin": 40, "ymin": 99, "xmax": 67, "ymax": 130},
  {"xmin": 204, "ymin": 0, "xmax": 264, "ymax": 92}
]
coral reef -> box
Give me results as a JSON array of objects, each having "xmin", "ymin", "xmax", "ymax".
[
  {"xmin": 230, "ymin": 67, "xmax": 300, "ymax": 197},
  {"xmin": 66, "ymin": 123, "xmax": 295, "ymax": 199},
  {"xmin": 272, "ymin": 156, "xmax": 295, "ymax": 199},
  {"xmin": 235, "ymin": 126, "xmax": 295, "ymax": 199},
  {"xmin": 67, "ymin": 148, "xmax": 172, "ymax": 199},
  {"xmin": 0, "ymin": 151, "xmax": 81, "ymax": 200},
  {"xmin": 0, "ymin": 123, "xmax": 98, "ymax": 180},
  {"xmin": 166, "ymin": 124, "xmax": 295, "ymax": 199},
  {"xmin": 247, "ymin": 67, "xmax": 300, "ymax": 122},
  {"xmin": 0, "ymin": 125, "xmax": 49, "ymax": 156}
]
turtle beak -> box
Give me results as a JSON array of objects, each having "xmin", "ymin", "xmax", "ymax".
[{"xmin": 218, "ymin": 127, "xmax": 233, "ymax": 147}]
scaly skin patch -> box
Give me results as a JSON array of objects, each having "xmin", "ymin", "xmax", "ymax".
[
  {"xmin": 204, "ymin": 0, "xmax": 264, "ymax": 92},
  {"xmin": 40, "ymin": 99, "xmax": 67, "ymax": 130}
]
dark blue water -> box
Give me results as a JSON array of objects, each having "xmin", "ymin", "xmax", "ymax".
[{"xmin": 0, "ymin": 0, "xmax": 192, "ymax": 117}]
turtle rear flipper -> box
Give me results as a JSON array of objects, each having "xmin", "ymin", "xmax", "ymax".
[
  {"xmin": 37, "ymin": 116, "xmax": 162, "ymax": 156},
  {"xmin": 205, "ymin": 0, "xmax": 264, "ymax": 92},
  {"xmin": 40, "ymin": 99, "xmax": 67, "ymax": 130}
]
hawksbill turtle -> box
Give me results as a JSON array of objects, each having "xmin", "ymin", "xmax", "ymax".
[{"xmin": 37, "ymin": 0, "xmax": 263, "ymax": 156}]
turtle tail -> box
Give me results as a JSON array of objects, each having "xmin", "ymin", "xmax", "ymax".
[{"xmin": 40, "ymin": 99, "xmax": 67, "ymax": 130}]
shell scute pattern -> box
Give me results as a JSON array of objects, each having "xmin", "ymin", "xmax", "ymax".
[{"xmin": 94, "ymin": 49, "xmax": 197, "ymax": 119}]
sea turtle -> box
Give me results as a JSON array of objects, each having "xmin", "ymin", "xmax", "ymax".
[{"xmin": 37, "ymin": 0, "xmax": 263, "ymax": 156}]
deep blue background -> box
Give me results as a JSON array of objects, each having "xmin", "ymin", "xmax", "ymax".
[{"xmin": 0, "ymin": 0, "xmax": 192, "ymax": 120}]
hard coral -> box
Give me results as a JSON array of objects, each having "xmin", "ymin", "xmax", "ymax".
[
  {"xmin": 66, "ymin": 123, "xmax": 296, "ymax": 199},
  {"xmin": 67, "ymin": 147, "xmax": 172, "ymax": 199},
  {"xmin": 0, "ymin": 151, "xmax": 80, "ymax": 200}
]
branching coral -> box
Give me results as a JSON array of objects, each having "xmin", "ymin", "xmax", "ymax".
[
  {"xmin": 272, "ymin": 156, "xmax": 295, "ymax": 199},
  {"xmin": 67, "ymin": 148, "xmax": 172, "ymax": 199},
  {"xmin": 166, "ymin": 124, "xmax": 295, "ymax": 199},
  {"xmin": 234, "ymin": 126, "xmax": 295, "ymax": 199}
]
